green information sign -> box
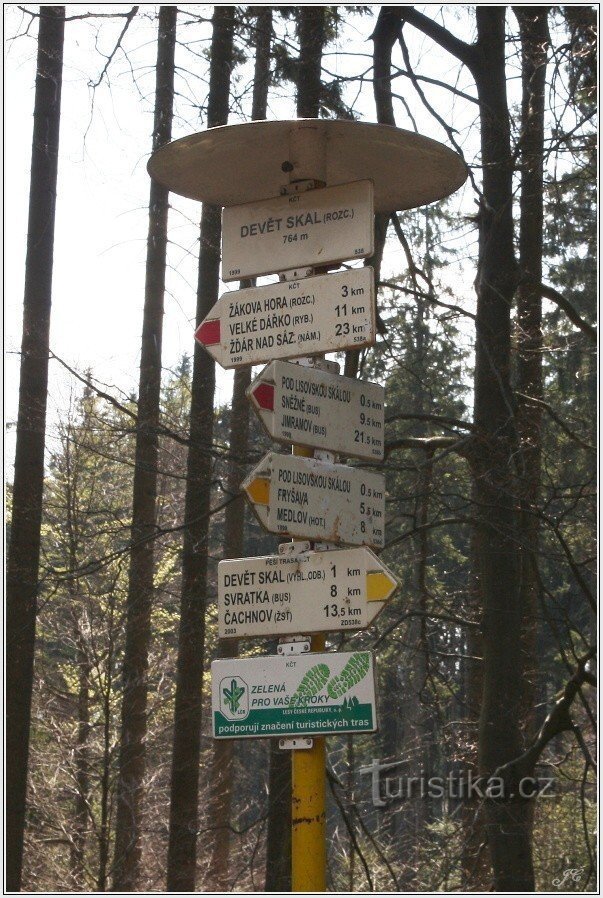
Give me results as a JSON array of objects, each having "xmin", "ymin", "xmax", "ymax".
[{"xmin": 211, "ymin": 651, "xmax": 377, "ymax": 739}]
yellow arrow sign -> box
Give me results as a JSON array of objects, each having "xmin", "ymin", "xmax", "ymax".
[
  {"xmin": 217, "ymin": 547, "xmax": 398, "ymax": 639},
  {"xmin": 366, "ymin": 570, "xmax": 397, "ymax": 602},
  {"xmin": 242, "ymin": 452, "xmax": 387, "ymax": 548},
  {"xmin": 244, "ymin": 476, "xmax": 270, "ymax": 506}
]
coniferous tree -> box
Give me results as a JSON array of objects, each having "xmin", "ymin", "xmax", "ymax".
[
  {"xmin": 6, "ymin": 7, "xmax": 65, "ymax": 889},
  {"xmin": 112, "ymin": 8, "xmax": 177, "ymax": 889},
  {"xmin": 205, "ymin": 8, "xmax": 272, "ymax": 889},
  {"xmin": 166, "ymin": 8, "xmax": 235, "ymax": 891},
  {"xmin": 514, "ymin": 6, "xmax": 549, "ymax": 731}
]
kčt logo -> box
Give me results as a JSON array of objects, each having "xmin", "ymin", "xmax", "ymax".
[{"xmin": 220, "ymin": 676, "xmax": 249, "ymax": 720}]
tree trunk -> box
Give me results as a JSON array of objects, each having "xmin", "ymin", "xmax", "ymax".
[
  {"xmin": 111, "ymin": 7, "xmax": 176, "ymax": 889},
  {"xmin": 166, "ymin": 7, "xmax": 234, "ymax": 891},
  {"xmin": 514, "ymin": 6, "xmax": 549, "ymax": 733},
  {"xmin": 6, "ymin": 7, "xmax": 65, "ymax": 890},
  {"xmin": 202, "ymin": 368, "xmax": 250, "ymax": 888},
  {"xmin": 344, "ymin": 6, "xmax": 397, "ymax": 380},
  {"xmin": 204, "ymin": 13, "xmax": 272, "ymax": 890},
  {"xmin": 296, "ymin": 6, "xmax": 325, "ymax": 118},
  {"xmin": 414, "ymin": 448, "xmax": 435, "ymax": 834},
  {"xmin": 346, "ymin": 734, "xmax": 356, "ymax": 891},
  {"xmin": 264, "ymin": 737, "xmax": 292, "ymax": 891},
  {"xmin": 72, "ymin": 624, "xmax": 91, "ymax": 888},
  {"xmin": 470, "ymin": 10, "xmax": 535, "ymax": 889},
  {"xmin": 97, "ymin": 606, "xmax": 116, "ymax": 892},
  {"xmin": 61, "ymin": 430, "xmax": 92, "ymax": 889},
  {"xmin": 266, "ymin": 11, "xmax": 330, "ymax": 889},
  {"xmin": 459, "ymin": 524, "xmax": 489, "ymax": 889}
]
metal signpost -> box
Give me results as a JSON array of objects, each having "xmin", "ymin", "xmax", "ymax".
[
  {"xmin": 194, "ymin": 267, "xmax": 375, "ymax": 369},
  {"xmin": 212, "ymin": 650, "xmax": 377, "ymax": 739},
  {"xmin": 217, "ymin": 546, "xmax": 397, "ymax": 639},
  {"xmin": 242, "ymin": 451, "xmax": 386, "ymax": 547},
  {"xmin": 248, "ymin": 360, "xmax": 385, "ymax": 460},
  {"xmin": 148, "ymin": 117, "xmax": 467, "ymax": 893}
]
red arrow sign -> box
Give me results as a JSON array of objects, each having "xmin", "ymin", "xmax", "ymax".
[
  {"xmin": 252, "ymin": 382, "xmax": 274, "ymax": 411},
  {"xmin": 195, "ymin": 318, "xmax": 221, "ymax": 346},
  {"xmin": 193, "ymin": 268, "xmax": 375, "ymax": 369},
  {"xmin": 248, "ymin": 361, "xmax": 385, "ymax": 461}
]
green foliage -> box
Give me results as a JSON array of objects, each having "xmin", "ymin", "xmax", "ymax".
[{"xmin": 533, "ymin": 749, "xmax": 597, "ymax": 890}]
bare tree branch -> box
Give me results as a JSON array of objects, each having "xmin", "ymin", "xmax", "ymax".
[
  {"xmin": 89, "ymin": 6, "xmax": 139, "ymax": 89},
  {"xmin": 391, "ymin": 65, "xmax": 479, "ymax": 105},
  {"xmin": 398, "ymin": 29, "xmax": 478, "ymax": 194},
  {"xmin": 538, "ymin": 281, "xmax": 596, "ymax": 341},
  {"xmin": 386, "ymin": 411, "xmax": 476, "ymax": 432},
  {"xmin": 386, "ymin": 434, "xmax": 467, "ymax": 455},
  {"xmin": 397, "ymin": 7, "xmax": 479, "ymax": 71},
  {"xmin": 49, "ymin": 352, "xmax": 198, "ymax": 449},
  {"xmin": 515, "ymin": 392, "xmax": 595, "ymax": 454},
  {"xmin": 492, "ymin": 648, "xmax": 596, "ymax": 784}
]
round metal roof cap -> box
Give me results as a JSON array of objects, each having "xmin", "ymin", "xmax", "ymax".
[{"xmin": 148, "ymin": 119, "xmax": 467, "ymax": 212}]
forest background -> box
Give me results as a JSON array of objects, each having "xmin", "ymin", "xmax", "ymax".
[{"xmin": 5, "ymin": 4, "xmax": 597, "ymax": 893}]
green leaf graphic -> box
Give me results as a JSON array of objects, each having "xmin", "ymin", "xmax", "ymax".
[
  {"xmin": 326, "ymin": 652, "xmax": 370, "ymax": 699},
  {"xmin": 223, "ymin": 678, "xmax": 245, "ymax": 713},
  {"xmin": 289, "ymin": 663, "xmax": 330, "ymax": 707}
]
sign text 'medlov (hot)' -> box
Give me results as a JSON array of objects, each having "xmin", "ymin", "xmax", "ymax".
[
  {"xmin": 221, "ymin": 180, "xmax": 374, "ymax": 280},
  {"xmin": 242, "ymin": 452, "xmax": 386, "ymax": 548}
]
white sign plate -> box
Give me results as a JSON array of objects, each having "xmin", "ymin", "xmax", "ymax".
[
  {"xmin": 218, "ymin": 546, "xmax": 398, "ymax": 638},
  {"xmin": 195, "ymin": 267, "xmax": 375, "ymax": 369},
  {"xmin": 212, "ymin": 650, "xmax": 377, "ymax": 739},
  {"xmin": 248, "ymin": 361, "xmax": 385, "ymax": 460},
  {"xmin": 242, "ymin": 452, "xmax": 386, "ymax": 547},
  {"xmin": 221, "ymin": 180, "xmax": 374, "ymax": 281}
]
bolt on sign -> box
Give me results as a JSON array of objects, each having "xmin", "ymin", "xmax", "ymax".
[
  {"xmin": 195, "ymin": 267, "xmax": 375, "ymax": 369},
  {"xmin": 218, "ymin": 546, "xmax": 398, "ymax": 639},
  {"xmin": 242, "ymin": 451, "xmax": 386, "ymax": 548},
  {"xmin": 221, "ymin": 180, "xmax": 374, "ymax": 281},
  {"xmin": 249, "ymin": 360, "xmax": 385, "ymax": 461},
  {"xmin": 212, "ymin": 650, "xmax": 377, "ymax": 739}
]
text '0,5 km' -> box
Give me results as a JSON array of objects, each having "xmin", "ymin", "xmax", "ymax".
[
  {"xmin": 195, "ymin": 267, "xmax": 375, "ymax": 369},
  {"xmin": 221, "ymin": 179, "xmax": 374, "ymax": 280}
]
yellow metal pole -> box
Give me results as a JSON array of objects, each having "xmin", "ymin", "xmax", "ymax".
[
  {"xmin": 286, "ymin": 152, "xmax": 330, "ymax": 888},
  {"xmin": 292, "ymin": 633, "xmax": 327, "ymax": 891},
  {"xmin": 291, "ymin": 445, "xmax": 327, "ymax": 891}
]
